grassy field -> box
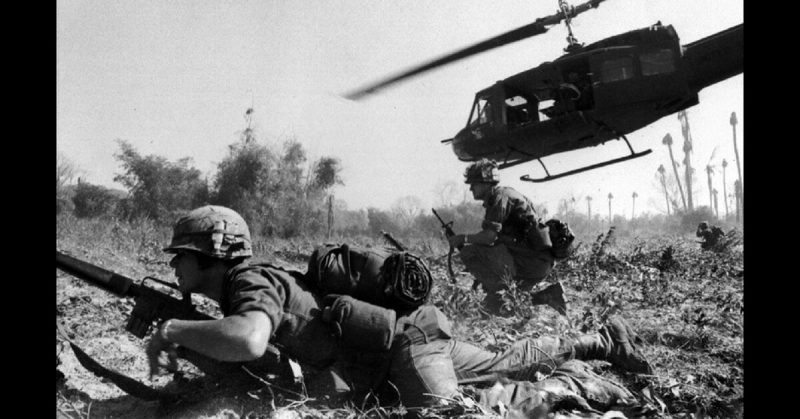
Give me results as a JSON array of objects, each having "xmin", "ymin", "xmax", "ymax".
[{"xmin": 56, "ymin": 214, "xmax": 743, "ymax": 418}]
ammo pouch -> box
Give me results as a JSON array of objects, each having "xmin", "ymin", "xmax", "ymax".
[{"xmin": 322, "ymin": 295, "xmax": 396, "ymax": 352}]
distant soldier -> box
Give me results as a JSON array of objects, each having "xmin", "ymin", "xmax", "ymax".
[
  {"xmin": 146, "ymin": 205, "xmax": 650, "ymax": 414},
  {"xmin": 696, "ymin": 221, "xmax": 725, "ymax": 250},
  {"xmin": 447, "ymin": 159, "xmax": 573, "ymax": 316}
]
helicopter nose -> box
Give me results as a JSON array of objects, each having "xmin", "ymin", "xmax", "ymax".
[{"xmin": 451, "ymin": 129, "xmax": 473, "ymax": 161}]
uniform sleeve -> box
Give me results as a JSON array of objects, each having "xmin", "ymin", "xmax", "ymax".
[
  {"xmin": 226, "ymin": 268, "xmax": 286, "ymax": 331},
  {"xmin": 481, "ymin": 193, "xmax": 508, "ymax": 232}
]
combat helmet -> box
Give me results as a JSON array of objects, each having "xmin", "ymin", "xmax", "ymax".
[
  {"xmin": 698, "ymin": 221, "xmax": 709, "ymax": 230},
  {"xmin": 164, "ymin": 205, "xmax": 253, "ymax": 259},
  {"xmin": 464, "ymin": 159, "xmax": 500, "ymax": 184}
]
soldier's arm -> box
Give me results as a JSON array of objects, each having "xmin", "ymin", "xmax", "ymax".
[
  {"xmin": 451, "ymin": 229, "xmax": 498, "ymax": 247},
  {"xmin": 153, "ymin": 311, "xmax": 272, "ymax": 362}
]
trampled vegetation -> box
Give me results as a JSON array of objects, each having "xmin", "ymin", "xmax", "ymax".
[{"xmin": 57, "ymin": 213, "xmax": 743, "ymax": 419}]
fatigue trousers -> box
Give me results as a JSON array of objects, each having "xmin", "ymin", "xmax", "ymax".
[
  {"xmin": 458, "ymin": 242, "xmax": 555, "ymax": 312},
  {"xmin": 387, "ymin": 330, "xmax": 578, "ymax": 407},
  {"xmin": 477, "ymin": 360, "xmax": 635, "ymax": 415}
]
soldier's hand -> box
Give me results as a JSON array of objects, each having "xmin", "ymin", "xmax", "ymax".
[
  {"xmin": 146, "ymin": 330, "xmax": 179, "ymax": 379},
  {"xmin": 448, "ymin": 234, "xmax": 466, "ymax": 248}
]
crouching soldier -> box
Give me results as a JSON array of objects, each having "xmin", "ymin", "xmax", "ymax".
[
  {"xmin": 447, "ymin": 159, "xmax": 573, "ymax": 316},
  {"xmin": 696, "ymin": 221, "xmax": 725, "ymax": 250},
  {"xmin": 147, "ymin": 205, "xmax": 650, "ymax": 416}
]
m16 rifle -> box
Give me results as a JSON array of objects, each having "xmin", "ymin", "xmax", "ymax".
[
  {"xmin": 380, "ymin": 230, "xmax": 406, "ymax": 251},
  {"xmin": 432, "ymin": 208, "xmax": 461, "ymax": 282},
  {"xmin": 56, "ymin": 250, "xmax": 287, "ymax": 400}
]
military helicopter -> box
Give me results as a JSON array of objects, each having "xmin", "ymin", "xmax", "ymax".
[{"xmin": 345, "ymin": 0, "xmax": 743, "ymax": 182}]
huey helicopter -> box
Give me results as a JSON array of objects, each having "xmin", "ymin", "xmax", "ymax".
[{"xmin": 345, "ymin": 0, "xmax": 743, "ymax": 182}]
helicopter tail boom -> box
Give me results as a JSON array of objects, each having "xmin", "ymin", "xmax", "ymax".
[{"xmin": 683, "ymin": 23, "xmax": 743, "ymax": 93}]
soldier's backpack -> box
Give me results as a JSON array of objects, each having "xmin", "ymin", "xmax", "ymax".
[
  {"xmin": 545, "ymin": 219, "xmax": 575, "ymax": 259},
  {"xmin": 305, "ymin": 244, "xmax": 431, "ymax": 310}
]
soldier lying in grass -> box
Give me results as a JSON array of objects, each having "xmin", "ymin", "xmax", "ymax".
[{"xmin": 147, "ymin": 205, "xmax": 653, "ymax": 416}]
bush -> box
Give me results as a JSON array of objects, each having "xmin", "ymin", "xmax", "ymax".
[
  {"xmin": 114, "ymin": 140, "xmax": 208, "ymax": 222},
  {"xmin": 72, "ymin": 182, "xmax": 123, "ymax": 218}
]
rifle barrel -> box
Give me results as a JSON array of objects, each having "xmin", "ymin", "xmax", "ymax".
[{"xmin": 56, "ymin": 251, "xmax": 137, "ymax": 297}]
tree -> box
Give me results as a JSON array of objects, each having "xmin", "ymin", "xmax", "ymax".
[
  {"xmin": 72, "ymin": 181, "xmax": 123, "ymax": 218},
  {"xmin": 113, "ymin": 140, "xmax": 208, "ymax": 221},
  {"xmin": 392, "ymin": 195, "xmax": 424, "ymax": 231},
  {"xmin": 586, "ymin": 195, "xmax": 592, "ymax": 221},
  {"xmin": 433, "ymin": 180, "xmax": 462, "ymax": 207},
  {"xmin": 57, "ymin": 153, "xmax": 80, "ymax": 214},
  {"xmin": 721, "ymin": 159, "xmax": 729, "ymax": 218},
  {"xmin": 712, "ymin": 188, "xmax": 719, "ymax": 218},
  {"xmin": 705, "ymin": 164, "xmax": 714, "ymax": 209},
  {"xmin": 678, "ymin": 111, "xmax": 695, "ymax": 211},
  {"xmin": 662, "ymin": 133, "xmax": 687, "ymax": 211},
  {"xmin": 309, "ymin": 157, "xmax": 343, "ymax": 191},
  {"xmin": 607, "ymin": 193, "xmax": 613, "ymax": 225},
  {"xmin": 631, "ymin": 191, "xmax": 638, "ymax": 220},
  {"xmin": 657, "ymin": 164, "xmax": 670, "ymax": 215},
  {"xmin": 730, "ymin": 112, "xmax": 743, "ymax": 222}
]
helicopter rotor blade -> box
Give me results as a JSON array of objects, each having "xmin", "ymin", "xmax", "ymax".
[{"xmin": 344, "ymin": 0, "xmax": 607, "ymax": 100}]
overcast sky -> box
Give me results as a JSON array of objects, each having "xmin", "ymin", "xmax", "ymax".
[{"xmin": 57, "ymin": 0, "xmax": 743, "ymax": 218}]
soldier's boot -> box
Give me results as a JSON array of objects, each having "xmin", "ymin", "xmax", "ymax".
[
  {"xmin": 530, "ymin": 281, "xmax": 568, "ymax": 316},
  {"xmin": 572, "ymin": 316, "xmax": 653, "ymax": 374}
]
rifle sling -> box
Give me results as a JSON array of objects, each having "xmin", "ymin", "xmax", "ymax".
[
  {"xmin": 447, "ymin": 247, "xmax": 456, "ymax": 282},
  {"xmin": 57, "ymin": 321, "xmax": 171, "ymax": 401}
]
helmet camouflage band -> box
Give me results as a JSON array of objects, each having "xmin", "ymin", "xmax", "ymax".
[
  {"xmin": 464, "ymin": 159, "xmax": 500, "ymax": 184},
  {"xmin": 164, "ymin": 205, "xmax": 253, "ymax": 259}
]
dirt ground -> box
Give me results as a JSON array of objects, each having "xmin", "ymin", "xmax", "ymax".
[{"xmin": 57, "ymin": 232, "xmax": 743, "ymax": 418}]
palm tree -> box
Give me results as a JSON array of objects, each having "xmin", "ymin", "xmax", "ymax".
[
  {"xmin": 662, "ymin": 134, "xmax": 686, "ymax": 211},
  {"xmin": 631, "ymin": 191, "xmax": 638, "ymax": 220},
  {"xmin": 586, "ymin": 195, "xmax": 592, "ymax": 221},
  {"xmin": 657, "ymin": 164, "xmax": 670, "ymax": 215},
  {"xmin": 712, "ymin": 188, "xmax": 719, "ymax": 218},
  {"xmin": 705, "ymin": 164, "xmax": 714, "ymax": 209},
  {"xmin": 730, "ymin": 112, "xmax": 742, "ymax": 222},
  {"xmin": 734, "ymin": 179, "xmax": 742, "ymax": 222},
  {"xmin": 678, "ymin": 111, "xmax": 694, "ymax": 211},
  {"xmin": 607, "ymin": 193, "xmax": 614, "ymax": 225},
  {"xmin": 721, "ymin": 159, "xmax": 729, "ymax": 219}
]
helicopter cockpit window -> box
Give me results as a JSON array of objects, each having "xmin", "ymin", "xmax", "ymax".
[
  {"xmin": 469, "ymin": 97, "xmax": 492, "ymax": 127},
  {"xmin": 640, "ymin": 49, "xmax": 675, "ymax": 76},
  {"xmin": 599, "ymin": 56, "xmax": 635, "ymax": 83},
  {"xmin": 505, "ymin": 95, "xmax": 535, "ymax": 127}
]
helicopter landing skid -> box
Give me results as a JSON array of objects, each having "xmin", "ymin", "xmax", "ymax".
[{"xmin": 520, "ymin": 137, "xmax": 652, "ymax": 183}]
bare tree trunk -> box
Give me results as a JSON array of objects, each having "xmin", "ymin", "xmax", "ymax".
[
  {"xmin": 660, "ymin": 173, "xmax": 670, "ymax": 215},
  {"xmin": 664, "ymin": 134, "xmax": 686, "ymax": 211},
  {"xmin": 730, "ymin": 112, "xmax": 742, "ymax": 222},
  {"xmin": 722, "ymin": 162, "xmax": 729, "ymax": 219},
  {"xmin": 706, "ymin": 166, "xmax": 713, "ymax": 209},
  {"xmin": 678, "ymin": 112, "xmax": 694, "ymax": 211},
  {"xmin": 712, "ymin": 189, "xmax": 719, "ymax": 218},
  {"xmin": 587, "ymin": 199, "xmax": 592, "ymax": 221}
]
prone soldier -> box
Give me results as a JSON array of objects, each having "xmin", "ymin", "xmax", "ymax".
[{"xmin": 146, "ymin": 205, "xmax": 651, "ymax": 415}]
